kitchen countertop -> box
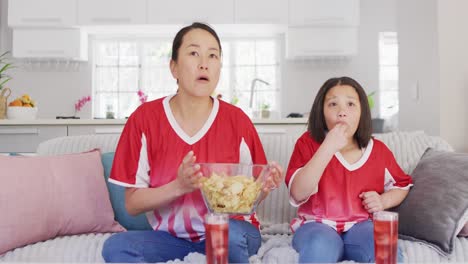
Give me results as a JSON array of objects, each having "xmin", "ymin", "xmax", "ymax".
[{"xmin": 0, "ymin": 118, "xmax": 308, "ymax": 125}]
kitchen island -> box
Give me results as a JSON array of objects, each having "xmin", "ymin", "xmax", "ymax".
[{"xmin": 0, "ymin": 118, "xmax": 308, "ymax": 153}]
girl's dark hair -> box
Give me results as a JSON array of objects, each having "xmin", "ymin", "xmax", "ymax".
[
  {"xmin": 171, "ymin": 22, "xmax": 222, "ymax": 61},
  {"xmin": 307, "ymin": 76, "xmax": 372, "ymax": 148}
]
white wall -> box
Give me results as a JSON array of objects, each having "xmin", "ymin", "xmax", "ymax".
[
  {"xmin": 438, "ymin": 0, "xmax": 468, "ymax": 152},
  {"xmin": 395, "ymin": 0, "xmax": 468, "ymax": 151},
  {"xmin": 6, "ymin": 65, "xmax": 92, "ymax": 118},
  {"xmin": 397, "ymin": 0, "xmax": 440, "ymax": 137}
]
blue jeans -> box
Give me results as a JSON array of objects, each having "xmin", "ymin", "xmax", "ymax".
[
  {"xmin": 292, "ymin": 220, "xmax": 403, "ymax": 263},
  {"xmin": 102, "ymin": 219, "xmax": 261, "ymax": 263}
]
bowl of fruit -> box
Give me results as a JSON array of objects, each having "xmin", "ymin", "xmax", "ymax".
[
  {"xmin": 198, "ymin": 163, "xmax": 271, "ymax": 215},
  {"xmin": 7, "ymin": 94, "xmax": 38, "ymax": 120}
]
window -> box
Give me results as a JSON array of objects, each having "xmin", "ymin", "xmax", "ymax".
[
  {"xmin": 217, "ymin": 39, "xmax": 280, "ymax": 117},
  {"xmin": 92, "ymin": 37, "xmax": 280, "ymax": 119},
  {"xmin": 378, "ymin": 32, "xmax": 399, "ymax": 121}
]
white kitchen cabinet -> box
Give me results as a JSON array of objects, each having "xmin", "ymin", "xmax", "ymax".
[
  {"xmin": 147, "ymin": 0, "xmax": 234, "ymax": 24},
  {"xmin": 0, "ymin": 125, "xmax": 67, "ymax": 153},
  {"xmin": 67, "ymin": 125, "xmax": 124, "ymax": 136},
  {"xmin": 77, "ymin": 0, "xmax": 146, "ymax": 25},
  {"xmin": 289, "ymin": 0, "xmax": 360, "ymax": 27},
  {"xmin": 286, "ymin": 26, "xmax": 358, "ymax": 59},
  {"xmin": 8, "ymin": 0, "xmax": 77, "ymax": 27},
  {"xmin": 235, "ymin": 0, "xmax": 288, "ymax": 24},
  {"xmin": 12, "ymin": 29, "xmax": 88, "ymax": 60}
]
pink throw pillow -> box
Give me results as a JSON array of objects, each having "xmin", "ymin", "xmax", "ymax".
[
  {"xmin": 0, "ymin": 150, "xmax": 125, "ymax": 254},
  {"xmin": 459, "ymin": 222, "xmax": 468, "ymax": 237}
]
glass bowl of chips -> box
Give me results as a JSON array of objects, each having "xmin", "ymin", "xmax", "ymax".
[{"xmin": 197, "ymin": 163, "xmax": 270, "ymax": 215}]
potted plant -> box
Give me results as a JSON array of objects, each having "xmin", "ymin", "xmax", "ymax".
[
  {"xmin": 231, "ymin": 96, "xmax": 239, "ymax": 106},
  {"xmin": 74, "ymin": 95, "xmax": 91, "ymax": 119},
  {"xmin": 367, "ymin": 91, "xmax": 385, "ymax": 133},
  {"xmin": 0, "ymin": 51, "xmax": 13, "ymax": 90},
  {"xmin": 367, "ymin": 91, "xmax": 376, "ymax": 109},
  {"xmin": 260, "ymin": 103, "xmax": 270, "ymax": 119},
  {"xmin": 0, "ymin": 51, "xmax": 14, "ymax": 119}
]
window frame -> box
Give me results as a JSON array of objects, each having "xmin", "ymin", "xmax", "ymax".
[{"xmin": 378, "ymin": 31, "xmax": 399, "ymax": 120}]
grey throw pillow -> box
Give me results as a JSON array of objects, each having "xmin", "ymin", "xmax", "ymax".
[
  {"xmin": 394, "ymin": 148, "xmax": 468, "ymax": 255},
  {"xmin": 459, "ymin": 222, "xmax": 468, "ymax": 237}
]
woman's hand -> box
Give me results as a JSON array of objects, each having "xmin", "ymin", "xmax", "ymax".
[
  {"xmin": 175, "ymin": 151, "xmax": 202, "ymax": 195},
  {"xmin": 359, "ymin": 191, "xmax": 384, "ymax": 213},
  {"xmin": 262, "ymin": 161, "xmax": 284, "ymax": 193},
  {"xmin": 323, "ymin": 123, "xmax": 349, "ymax": 153}
]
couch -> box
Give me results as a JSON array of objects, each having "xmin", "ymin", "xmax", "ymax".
[{"xmin": 1, "ymin": 131, "xmax": 467, "ymax": 263}]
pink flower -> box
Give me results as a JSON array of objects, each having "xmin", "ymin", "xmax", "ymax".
[
  {"xmin": 75, "ymin": 95, "xmax": 91, "ymax": 113},
  {"xmin": 137, "ymin": 89, "xmax": 148, "ymax": 104}
]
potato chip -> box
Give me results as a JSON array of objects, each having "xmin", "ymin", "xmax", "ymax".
[{"xmin": 200, "ymin": 172, "xmax": 262, "ymax": 214}]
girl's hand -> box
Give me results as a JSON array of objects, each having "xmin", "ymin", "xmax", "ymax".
[
  {"xmin": 359, "ymin": 191, "xmax": 384, "ymax": 213},
  {"xmin": 175, "ymin": 151, "xmax": 202, "ymax": 194},
  {"xmin": 323, "ymin": 123, "xmax": 349, "ymax": 153},
  {"xmin": 262, "ymin": 161, "xmax": 284, "ymax": 193}
]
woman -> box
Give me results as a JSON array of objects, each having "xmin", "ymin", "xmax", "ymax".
[{"xmin": 102, "ymin": 22, "xmax": 283, "ymax": 263}]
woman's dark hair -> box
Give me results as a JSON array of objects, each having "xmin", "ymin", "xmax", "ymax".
[
  {"xmin": 171, "ymin": 22, "xmax": 222, "ymax": 61},
  {"xmin": 307, "ymin": 76, "xmax": 372, "ymax": 148}
]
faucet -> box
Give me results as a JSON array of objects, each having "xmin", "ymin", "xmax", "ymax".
[{"xmin": 249, "ymin": 78, "xmax": 270, "ymax": 108}]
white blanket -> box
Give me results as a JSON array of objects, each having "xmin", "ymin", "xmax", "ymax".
[{"xmin": 3, "ymin": 227, "xmax": 467, "ymax": 263}]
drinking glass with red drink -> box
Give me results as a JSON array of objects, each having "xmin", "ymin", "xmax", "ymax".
[
  {"xmin": 374, "ymin": 211, "xmax": 399, "ymax": 264},
  {"xmin": 205, "ymin": 213, "xmax": 229, "ymax": 264}
]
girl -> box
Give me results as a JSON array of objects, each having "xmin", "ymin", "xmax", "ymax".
[
  {"xmin": 102, "ymin": 22, "xmax": 283, "ymax": 263},
  {"xmin": 286, "ymin": 76, "xmax": 413, "ymax": 263}
]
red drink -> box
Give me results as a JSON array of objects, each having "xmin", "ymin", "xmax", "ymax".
[
  {"xmin": 205, "ymin": 213, "xmax": 229, "ymax": 264},
  {"xmin": 374, "ymin": 211, "xmax": 398, "ymax": 264}
]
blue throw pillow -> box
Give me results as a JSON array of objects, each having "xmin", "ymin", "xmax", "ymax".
[{"xmin": 102, "ymin": 152, "xmax": 152, "ymax": 230}]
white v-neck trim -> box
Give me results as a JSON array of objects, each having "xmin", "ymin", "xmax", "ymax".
[
  {"xmin": 334, "ymin": 139, "xmax": 374, "ymax": 171},
  {"xmin": 163, "ymin": 94, "xmax": 219, "ymax": 145}
]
